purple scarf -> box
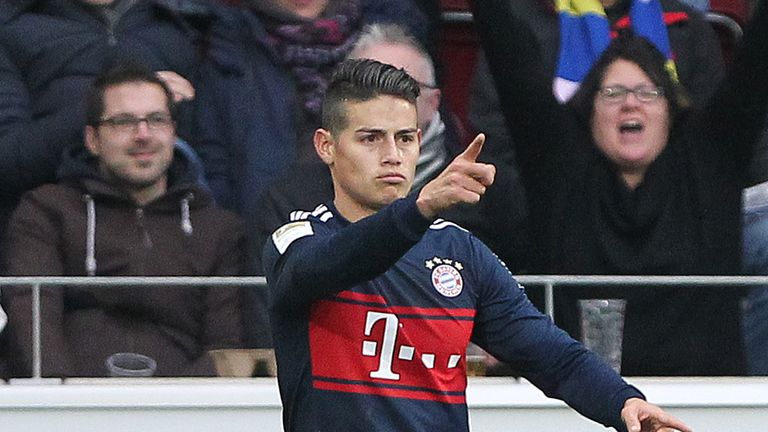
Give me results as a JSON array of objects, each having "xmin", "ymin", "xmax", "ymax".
[{"xmin": 253, "ymin": 0, "xmax": 362, "ymax": 119}]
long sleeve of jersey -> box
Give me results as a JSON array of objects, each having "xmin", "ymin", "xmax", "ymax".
[
  {"xmin": 264, "ymin": 197, "xmax": 644, "ymax": 431},
  {"xmin": 468, "ymin": 237, "xmax": 643, "ymax": 430},
  {"xmin": 264, "ymin": 195, "xmax": 432, "ymax": 310}
]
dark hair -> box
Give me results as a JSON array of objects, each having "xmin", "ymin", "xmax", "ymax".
[
  {"xmin": 322, "ymin": 58, "xmax": 420, "ymax": 135},
  {"xmin": 85, "ymin": 61, "xmax": 175, "ymax": 127},
  {"xmin": 568, "ymin": 33, "xmax": 690, "ymax": 125}
]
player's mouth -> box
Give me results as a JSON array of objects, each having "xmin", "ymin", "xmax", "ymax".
[{"xmin": 378, "ymin": 172, "xmax": 406, "ymax": 184}]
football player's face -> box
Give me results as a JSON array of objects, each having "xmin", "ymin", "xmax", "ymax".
[{"xmin": 315, "ymin": 95, "xmax": 421, "ymax": 221}]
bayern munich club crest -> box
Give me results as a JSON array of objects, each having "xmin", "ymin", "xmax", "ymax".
[{"xmin": 425, "ymin": 257, "xmax": 464, "ymax": 298}]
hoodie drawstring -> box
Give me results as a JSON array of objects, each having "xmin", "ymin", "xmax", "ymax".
[
  {"xmin": 181, "ymin": 193, "xmax": 194, "ymax": 236},
  {"xmin": 83, "ymin": 193, "xmax": 194, "ymax": 275},
  {"xmin": 84, "ymin": 195, "xmax": 97, "ymax": 276}
]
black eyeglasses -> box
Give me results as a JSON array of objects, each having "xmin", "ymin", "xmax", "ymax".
[
  {"xmin": 98, "ymin": 112, "xmax": 173, "ymax": 132},
  {"xmin": 597, "ymin": 85, "xmax": 665, "ymax": 104}
]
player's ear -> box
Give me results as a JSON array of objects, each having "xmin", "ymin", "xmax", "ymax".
[{"xmin": 314, "ymin": 128, "xmax": 336, "ymax": 166}]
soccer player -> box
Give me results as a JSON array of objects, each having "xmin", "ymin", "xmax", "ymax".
[{"xmin": 263, "ymin": 58, "xmax": 690, "ymax": 432}]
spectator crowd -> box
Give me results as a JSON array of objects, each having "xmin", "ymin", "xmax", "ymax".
[{"xmin": 0, "ymin": 0, "xmax": 767, "ymax": 387}]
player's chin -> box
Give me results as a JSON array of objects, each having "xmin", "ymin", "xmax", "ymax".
[{"xmin": 377, "ymin": 189, "xmax": 408, "ymax": 207}]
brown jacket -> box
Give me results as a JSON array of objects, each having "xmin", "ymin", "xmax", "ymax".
[{"xmin": 2, "ymin": 148, "xmax": 244, "ymax": 378}]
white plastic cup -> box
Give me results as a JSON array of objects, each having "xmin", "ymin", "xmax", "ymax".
[
  {"xmin": 578, "ymin": 299, "xmax": 626, "ymax": 372},
  {"xmin": 105, "ymin": 352, "xmax": 157, "ymax": 377}
]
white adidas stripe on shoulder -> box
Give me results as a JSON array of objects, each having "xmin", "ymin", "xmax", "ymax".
[
  {"xmin": 311, "ymin": 204, "xmax": 328, "ymax": 216},
  {"xmin": 289, "ymin": 210, "xmax": 308, "ymax": 221},
  {"xmin": 429, "ymin": 219, "xmax": 467, "ymax": 232},
  {"xmin": 289, "ymin": 204, "xmax": 333, "ymax": 223}
]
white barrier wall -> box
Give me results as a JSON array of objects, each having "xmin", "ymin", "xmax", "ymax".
[{"xmin": 0, "ymin": 377, "xmax": 767, "ymax": 431}]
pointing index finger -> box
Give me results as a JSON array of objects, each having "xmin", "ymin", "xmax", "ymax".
[{"xmin": 459, "ymin": 133, "xmax": 486, "ymax": 162}]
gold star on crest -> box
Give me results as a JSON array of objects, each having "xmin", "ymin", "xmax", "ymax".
[
  {"xmin": 455, "ymin": 262, "xmax": 463, "ymax": 271},
  {"xmin": 425, "ymin": 260, "xmax": 435, "ymax": 269}
]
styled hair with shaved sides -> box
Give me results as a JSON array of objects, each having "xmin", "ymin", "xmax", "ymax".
[{"xmin": 322, "ymin": 58, "xmax": 420, "ymax": 136}]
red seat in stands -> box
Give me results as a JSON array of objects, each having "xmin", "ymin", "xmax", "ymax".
[
  {"xmin": 709, "ymin": 0, "xmax": 751, "ymax": 26},
  {"xmin": 706, "ymin": 0, "xmax": 752, "ymax": 64}
]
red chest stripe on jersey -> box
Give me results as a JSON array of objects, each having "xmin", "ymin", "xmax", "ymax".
[
  {"xmin": 309, "ymin": 293, "xmax": 474, "ymax": 404},
  {"xmin": 336, "ymin": 291, "xmax": 387, "ymax": 304},
  {"xmin": 388, "ymin": 305, "xmax": 476, "ymax": 318},
  {"xmin": 314, "ymin": 379, "xmax": 466, "ymax": 404},
  {"xmin": 333, "ymin": 292, "xmax": 476, "ymax": 318}
]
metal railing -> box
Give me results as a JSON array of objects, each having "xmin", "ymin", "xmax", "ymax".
[
  {"xmin": 2, "ymin": 275, "xmax": 765, "ymax": 381},
  {"xmin": 515, "ymin": 275, "xmax": 763, "ymax": 319},
  {"xmin": 1, "ymin": 277, "xmax": 264, "ymax": 381}
]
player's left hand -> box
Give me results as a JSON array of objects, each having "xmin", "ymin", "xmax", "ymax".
[{"xmin": 621, "ymin": 398, "xmax": 692, "ymax": 432}]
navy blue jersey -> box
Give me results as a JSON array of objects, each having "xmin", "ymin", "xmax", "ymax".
[{"xmin": 264, "ymin": 196, "xmax": 643, "ymax": 432}]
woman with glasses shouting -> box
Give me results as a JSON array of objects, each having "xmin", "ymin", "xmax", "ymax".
[{"xmin": 471, "ymin": 0, "xmax": 768, "ymax": 378}]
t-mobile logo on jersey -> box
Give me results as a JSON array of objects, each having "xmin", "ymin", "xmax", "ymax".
[
  {"xmin": 362, "ymin": 311, "xmax": 463, "ymax": 380},
  {"xmin": 309, "ymin": 290, "xmax": 476, "ymax": 403}
]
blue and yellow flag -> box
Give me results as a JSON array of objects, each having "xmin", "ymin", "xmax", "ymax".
[
  {"xmin": 630, "ymin": 0, "xmax": 679, "ymax": 82},
  {"xmin": 554, "ymin": 0, "xmax": 677, "ymax": 102},
  {"xmin": 554, "ymin": 0, "xmax": 611, "ymax": 102}
]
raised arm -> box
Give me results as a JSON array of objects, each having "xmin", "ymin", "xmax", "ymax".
[
  {"xmin": 469, "ymin": 1, "xmax": 578, "ymax": 178},
  {"xmin": 0, "ymin": 45, "xmax": 83, "ymax": 197},
  {"xmin": 469, "ymin": 238, "xmax": 691, "ymax": 432},
  {"xmin": 265, "ymin": 136, "xmax": 495, "ymax": 309},
  {"xmin": 265, "ymin": 195, "xmax": 429, "ymax": 310},
  {"xmin": 701, "ymin": 0, "xmax": 768, "ymax": 168},
  {"xmin": 469, "ymin": 238, "xmax": 638, "ymax": 429}
]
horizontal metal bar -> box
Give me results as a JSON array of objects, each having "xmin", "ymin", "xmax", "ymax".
[
  {"xmin": 0, "ymin": 276, "xmax": 266, "ymax": 286},
  {"xmin": 442, "ymin": 11, "xmax": 474, "ymax": 24},
  {"xmin": 0, "ymin": 275, "xmax": 767, "ymax": 288},
  {"xmin": 515, "ymin": 275, "xmax": 768, "ymax": 286}
]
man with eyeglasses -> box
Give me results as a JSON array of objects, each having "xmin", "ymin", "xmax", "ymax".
[
  {"xmin": 0, "ymin": 0, "xmax": 219, "ymax": 249},
  {"xmin": 0, "ymin": 64, "xmax": 244, "ymax": 378}
]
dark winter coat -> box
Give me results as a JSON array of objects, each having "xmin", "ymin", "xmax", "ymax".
[
  {"xmin": 468, "ymin": 0, "xmax": 725, "ymax": 171},
  {"xmin": 0, "ymin": 0, "xmax": 216, "ymax": 243},
  {"xmin": 472, "ymin": 0, "xmax": 768, "ymax": 375},
  {"xmin": 2, "ymin": 146, "xmax": 244, "ymax": 378},
  {"xmin": 193, "ymin": 0, "xmax": 429, "ymax": 224}
]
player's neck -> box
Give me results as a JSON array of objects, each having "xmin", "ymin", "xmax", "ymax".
[{"xmin": 333, "ymin": 196, "xmax": 377, "ymax": 223}]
